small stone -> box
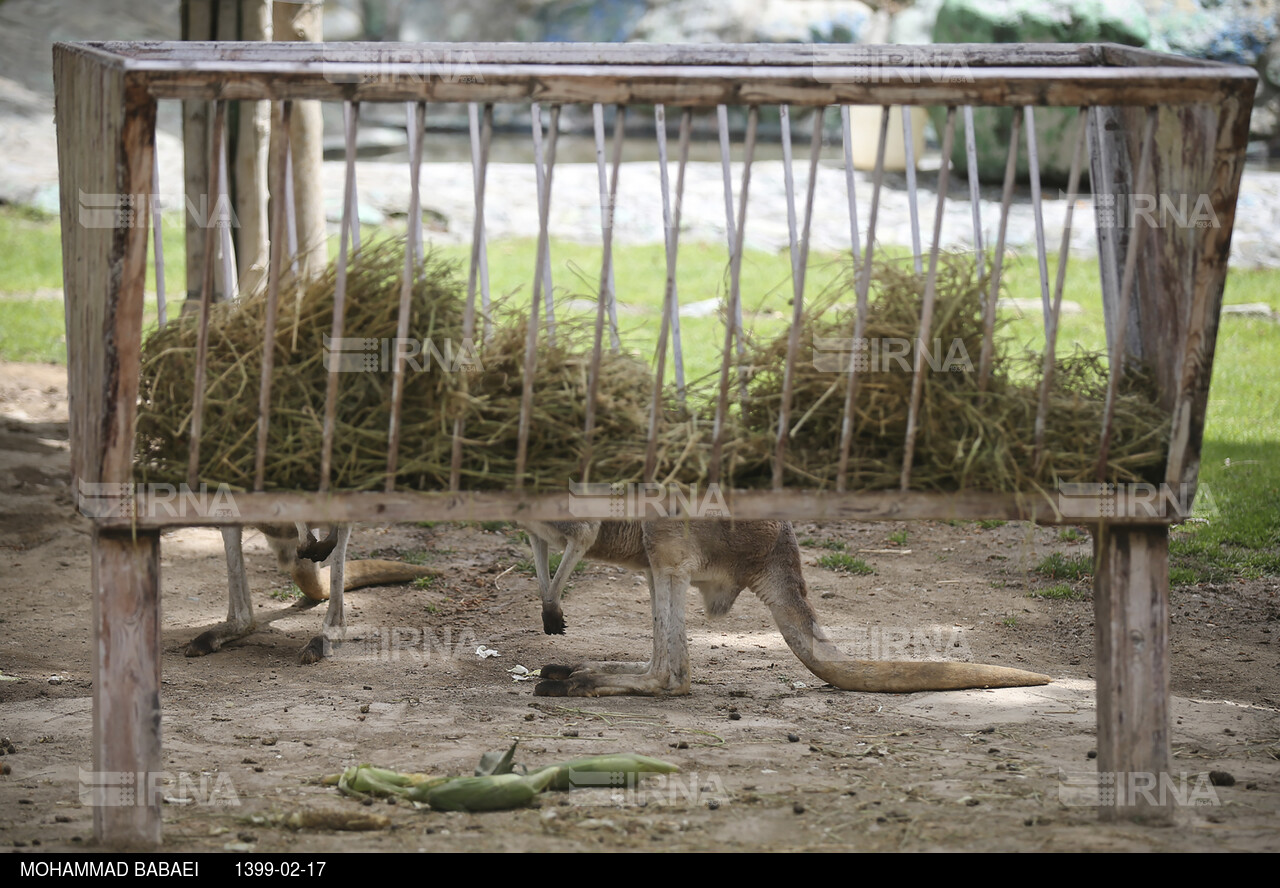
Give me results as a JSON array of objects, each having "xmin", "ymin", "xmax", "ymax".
[
  {"xmin": 54, "ymin": 814, "xmax": 71, "ymax": 823},
  {"xmin": 965, "ymin": 797, "xmax": 980, "ymax": 807},
  {"xmin": 237, "ymin": 832, "xmax": 257, "ymax": 843},
  {"xmin": 793, "ymin": 802, "xmax": 805, "ymax": 815},
  {"xmin": 359, "ymin": 704, "xmax": 370, "ymax": 714},
  {"xmin": 1209, "ymin": 770, "xmax": 1235, "ymax": 787},
  {"xmin": 253, "ymin": 766, "xmax": 264, "ymax": 773},
  {"xmin": 563, "ymin": 730, "xmax": 579, "ymax": 738},
  {"xmin": 260, "ymin": 737, "xmax": 277, "ymax": 746},
  {"xmin": 524, "ymin": 713, "xmax": 536, "ymax": 721},
  {"xmin": 729, "ymin": 712, "xmax": 741, "ymax": 721},
  {"xmin": 787, "ymin": 733, "xmax": 799, "ymax": 743},
  {"xmin": 1087, "ymin": 749, "xmax": 1097, "ymax": 759},
  {"xmin": 708, "ymin": 799, "xmax": 720, "ymax": 810}
]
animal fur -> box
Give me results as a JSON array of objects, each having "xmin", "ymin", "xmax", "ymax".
[
  {"xmin": 521, "ymin": 520, "xmax": 1050, "ymax": 695},
  {"xmin": 185, "ymin": 524, "xmax": 437, "ymax": 663}
]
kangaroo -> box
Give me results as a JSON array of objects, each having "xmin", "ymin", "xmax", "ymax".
[
  {"xmin": 186, "ymin": 523, "xmax": 437, "ymax": 664},
  {"xmin": 522, "ymin": 520, "xmax": 1050, "ymax": 696}
]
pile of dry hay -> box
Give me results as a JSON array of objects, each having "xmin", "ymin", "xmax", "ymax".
[
  {"xmin": 723, "ymin": 254, "xmax": 1169, "ymax": 491},
  {"xmin": 134, "ymin": 242, "xmax": 1168, "ymax": 494},
  {"xmin": 135, "ymin": 241, "xmax": 660, "ymax": 491}
]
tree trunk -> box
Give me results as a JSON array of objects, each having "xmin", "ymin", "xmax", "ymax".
[
  {"xmin": 235, "ymin": 1, "xmax": 272, "ymax": 296},
  {"xmin": 272, "ymin": 1, "xmax": 327, "ymax": 282}
]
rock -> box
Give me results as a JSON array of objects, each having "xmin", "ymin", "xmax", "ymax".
[
  {"xmin": 536, "ymin": 0, "xmax": 650, "ymax": 42},
  {"xmin": 632, "ymin": 0, "xmax": 874, "ymax": 45},
  {"xmin": 1143, "ymin": 0, "xmax": 1279, "ymax": 66},
  {"xmin": 322, "ymin": 1, "xmax": 364, "ymax": 42},
  {"xmin": 889, "ymin": 0, "xmax": 945, "ymax": 45},
  {"xmin": 932, "ymin": 0, "xmax": 1152, "ymax": 185}
]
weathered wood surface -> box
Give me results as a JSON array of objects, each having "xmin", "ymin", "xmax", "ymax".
[
  {"xmin": 59, "ymin": 41, "xmax": 1255, "ymax": 107},
  {"xmin": 87, "ymin": 488, "xmax": 1178, "ymax": 530},
  {"xmin": 136, "ymin": 66, "xmax": 1253, "ymax": 108},
  {"xmin": 54, "ymin": 45, "xmax": 154, "ymax": 491},
  {"xmin": 1093, "ymin": 526, "xmax": 1172, "ymax": 823},
  {"xmin": 90, "ymin": 529, "xmax": 163, "ymax": 847},
  {"xmin": 91, "ymin": 40, "xmax": 1108, "ymax": 66}
]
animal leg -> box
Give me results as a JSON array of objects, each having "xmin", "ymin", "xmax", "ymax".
[
  {"xmin": 540, "ymin": 534, "xmax": 591, "ymax": 635},
  {"xmin": 536, "ymin": 569, "xmax": 690, "ymax": 697},
  {"xmin": 299, "ymin": 523, "xmax": 352, "ymax": 664},
  {"xmin": 186, "ymin": 526, "xmax": 258, "ymax": 656}
]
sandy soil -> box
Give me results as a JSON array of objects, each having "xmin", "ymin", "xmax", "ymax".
[{"xmin": 1, "ymin": 360, "xmax": 1278, "ymax": 852}]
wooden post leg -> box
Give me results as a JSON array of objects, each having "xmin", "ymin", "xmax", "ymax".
[
  {"xmin": 90, "ymin": 528, "xmax": 163, "ymax": 847},
  {"xmin": 1092, "ymin": 524, "xmax": 1172, "ymax": 823}
]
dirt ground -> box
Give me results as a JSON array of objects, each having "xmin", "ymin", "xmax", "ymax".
[{"xmin": 1, "ymin": 359, "xmax": 1278, "ymax": 853}]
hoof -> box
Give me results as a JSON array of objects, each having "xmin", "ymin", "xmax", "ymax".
[
  {"xmin": 184, "ymin": 631, "xmax": 221, "ymax": 658},
  {"xmin": 298, "ymin": 635, "xmax": 330, "ymax": 665},
  {"xmin": 539, "ymin": 664, "xmax": 575, "ymax": 681},
  {"xmin": 542, "ymin": 611, "xmax": 566, "ymax": 635},
  {"xmin": 533, "ymin": 679, "xmax": 570, "ymax": 697}
]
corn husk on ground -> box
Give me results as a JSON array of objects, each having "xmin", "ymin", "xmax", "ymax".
[{"xmin": 325, "ymin": 746, "xmax": 680, "ymax": 813}]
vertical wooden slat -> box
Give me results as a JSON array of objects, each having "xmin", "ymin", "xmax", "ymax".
[
  {"xmin": 646, "ymin": 107, "xmax": 691, "ymax": 481},
  {"xmin": 1165, "ymin": 96, "xmax": 1254, "ymax": 489},
  {"xmin": 386, "ymin": 100, "xmax": 424, "ymax": 491},
  {"xmin": 407, "ymin": 102, "xmax": 423, "ymax": 268},
  {"xmin": 1024, "ymin": 106, "xmax": 1053, "ymax": 325},
  {"xmin": 1089, "ymin": 105, "xmax": 1126, "ymax": 360},
  {"xmin": 900, "ymin": 106, "xmax": 957, "ymax": 490},
  {"xmin": 1096, "ymin": 108, "xmax": 1158, "ymax": 481},
  {"xmin": 1032, "ymin": 108, "xmax": 1087, "ymax": 472},
  {"xmin": 187, "ymin": 98, "xmax": 226, "ymax": 488},
  {"xmin": 468, "ymin": 102, "xmax": 493, "ymax": 341},
  {"xmin": 840, "ymin": 105, "xmax": 861, "ymax": 265},
  {"xmin": 836, "ymin": 106, "xmax": 891, "ymax": 493},
  {"xmin": 709, "ymin": 106, "xmax": 758, "ymax": 485},
  {"xmin": 963, "ymin": 106, "xmax": 984, "ymax": 280},
  {"xmin": 343, "ymin": 100, "xmax": 361, "ymax": 251},
  {"xmin": 253, "ymin": 99, "xmax": 292, "ymax": 492},
  {"xmin": 514, "ymin": 103, "xmax": 557, "ymax": 488},
  {"xmin": 591, "ymin": 103, "xmax": 623, "ymax": 354},
  {"xmin": 774, "ymin": 107, "xmax": 825, "ymax": 490},
  {"xmin": 530, "ymin": 102, "xmax": 555, "ymax": 344},
  {"xmin": 978, "ymin": 111, "xmax": 1022, "ymax": 394},
  {"xmin": 581, "ymin": 106, "xmax": 627, "ymax": 483},
  {"xmin": 902, "ymin": 106, "xmax": 923, "ymax": 274},
  {"xmin": 449, "ymin": 103, "xmax": 493, "ymax": 492},
  {"xmin": 319, "ymin": 97, "xmax": 361, "ymax": 492},
  {"xmin": 216, "ymin": 118, "xmax": 238, "ymax": 301},
  {"xmin": 716, "ymin": 104, "xmax": 747, "ymax": 366},
  {"xmin": 151, "ymin": 148, "xmax": 166, "ymax": 328}
]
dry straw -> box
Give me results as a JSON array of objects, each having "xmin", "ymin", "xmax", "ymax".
[{"xmin": 135, "ymin": 242, "xmax": 1167, "ymax": 494}]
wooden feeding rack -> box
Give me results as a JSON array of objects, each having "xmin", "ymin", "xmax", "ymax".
[{"xmin": 53, "ymin": 41, "xmax": 1254, "ymax": 844}]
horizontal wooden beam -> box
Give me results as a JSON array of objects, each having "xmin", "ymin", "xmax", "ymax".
[
  {"xmin": 56, "ymin": 42, "xmax": 1255, "ymax": 108},
  {"xmin": 93, "ymin": 40, "xmax": 1108, "ymax": 67},
  {"xmin": 87, "ymin": 488, "xmax": 1177, "ymax": 529}
]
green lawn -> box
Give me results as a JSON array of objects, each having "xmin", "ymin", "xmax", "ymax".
[{"xmin": 1, "ymin": 203, "xmax": 1275, "ymax": 584}]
